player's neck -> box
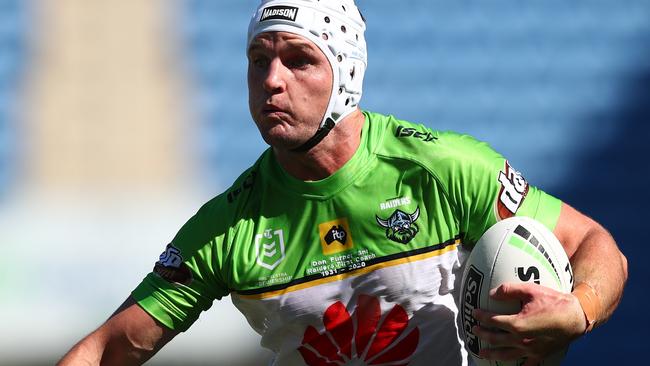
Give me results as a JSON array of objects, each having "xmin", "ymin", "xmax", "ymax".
[{"xmin": 273, "ymin": 109, "xmax": 365, "ymax": 181}]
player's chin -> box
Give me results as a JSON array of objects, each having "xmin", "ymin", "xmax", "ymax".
[
  {"xmin": 255, "ymin": 113, "xmax": 291, "ymax": 132},
  {"xmin": 257, "ymin": 126, "xmax": 302, "ymax": 149}
]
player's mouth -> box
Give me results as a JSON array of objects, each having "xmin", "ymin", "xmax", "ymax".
[{"xmin": 261, "ymin": 104, "xmax": 290, "ymax": 119}]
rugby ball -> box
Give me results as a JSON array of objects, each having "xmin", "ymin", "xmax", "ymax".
[{"xmin": 460, "ymin": 217, "xmax": 574, "ymax": 366}]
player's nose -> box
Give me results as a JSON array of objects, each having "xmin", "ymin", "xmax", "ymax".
[{"xmin": 263, "ymin": 58, "xmax": 286, "ymax": 94}]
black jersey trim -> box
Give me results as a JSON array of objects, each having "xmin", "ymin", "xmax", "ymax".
[{"xmin": 236, "ymin": 235, "xmax": 461, "ymax": 296}]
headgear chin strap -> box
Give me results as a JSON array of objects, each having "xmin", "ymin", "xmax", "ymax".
[{"xmin": 248, "ymin": 0, "xmax": 367, "ymax": 152}]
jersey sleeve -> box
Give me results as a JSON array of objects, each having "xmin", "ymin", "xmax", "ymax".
[
  {"xmin": 131, "ymin": 202, "xmax": 230, "ymax": 332},
  {"xmin": 434, "ymin": 132, "xmax": 562, "ymax": 246}
]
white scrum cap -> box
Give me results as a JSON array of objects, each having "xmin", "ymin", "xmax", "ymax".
[{"xmin": 247, "ymin": 0, "xmax": 368, "ymax": 150}]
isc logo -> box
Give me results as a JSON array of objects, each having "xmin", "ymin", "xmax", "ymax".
[
  {"xmin": 395, "ymin": 126, "xmax": 436, "ymax": 142},
  {"xmin": 227, "ymin": 171, "xmax": 256, "ymax": 203}
]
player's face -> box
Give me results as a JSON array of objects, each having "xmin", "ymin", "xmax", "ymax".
[{"xmin": 247, "ymin": 32, "xmax": 333, "ymax": 149}]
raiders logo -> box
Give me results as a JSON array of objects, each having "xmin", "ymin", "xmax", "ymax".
[{"xmin": 376, "ymin": 207, "xmax": 420, "ymax": 244}]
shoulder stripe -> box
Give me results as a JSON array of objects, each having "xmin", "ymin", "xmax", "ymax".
[{"xmin": 236, "ymin": 236, "xmax": 461, "ymax": 299}]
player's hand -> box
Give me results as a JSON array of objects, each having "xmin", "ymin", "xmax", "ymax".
[{"xmin": 471, "ymin": 282, "xmax": 585, "ymax": 366}]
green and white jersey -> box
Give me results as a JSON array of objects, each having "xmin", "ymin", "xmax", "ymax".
[{"xmin": 133, "ymin": 111, "xmax": 562, "ymax": 366}]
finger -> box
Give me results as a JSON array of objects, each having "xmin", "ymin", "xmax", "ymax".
[
  {"xmin": 473, "ymin": 308, "xmax": 519, "ymax": 333},
  {"xmin": 472, "ymin": 325, "xmax": 522, "ymax": 348},
  {"xmin": 479, "ymin": 346, "xmax": 526, "ymax": 361},
  {"xmin": 490, "ymin": 282, "xmax": 536, "ymax": 302}
]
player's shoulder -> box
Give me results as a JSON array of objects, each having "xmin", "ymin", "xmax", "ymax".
[
  {"xmin": 196, "ymin": 151, "xmax": 267, "ymax": 223},
  {"xmin": 365, "ymin": 110, "xmax": 500, "ymax": 165}
]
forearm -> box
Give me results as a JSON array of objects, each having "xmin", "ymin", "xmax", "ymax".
[
  {"xmin": 58, "ymin": 327, "xmax": 159, "ymax": 366},
  {"xmin": 569, "ymin": 224, "xmax": 628, "ymax": 327},
  {"xmin": 58, "ymin": 298, "xmax": 175, "ymax": 366},
  {"xmin": 58, "ymin": 330, "xmax": 107, "ymax": 366}
]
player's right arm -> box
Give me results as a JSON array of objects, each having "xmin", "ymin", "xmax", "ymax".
[
  {"xmin": 57, "ymin": 296, "xmax": 179, "ymax": 366},
  {"xmin": 58, "ymin": 173, "xmax": 247, "ymax": 365}
]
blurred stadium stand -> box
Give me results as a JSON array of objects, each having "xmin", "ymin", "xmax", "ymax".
[{"xmin": 1, "ymin": 0, "xmax": 647, "ymax": 364}]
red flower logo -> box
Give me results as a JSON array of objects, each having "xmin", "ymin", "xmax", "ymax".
[{"xmin": 298, "ymin": 295, "xmax": 420, "ymax": 366}]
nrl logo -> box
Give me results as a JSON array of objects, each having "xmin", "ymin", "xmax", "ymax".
[
  {"xmin": 376, "ymin": 207, "xmax": 420, "ymax": 244},
  {"xmin": 255, "ymin": 229, "xmax": 286, "ymax": 270}
]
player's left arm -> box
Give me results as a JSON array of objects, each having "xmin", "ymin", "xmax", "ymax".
[
  {"xmin": 553, "ymin": 202, "xmax": 628, "ymax": 329},
  {"xmin": 472, "ymin": 202, "xmax": 628, "ymax": 364}
]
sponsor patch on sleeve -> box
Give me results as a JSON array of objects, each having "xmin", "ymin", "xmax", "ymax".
[
  {"xmin": 495, "ymin": 161, "xmax": 529, "ymax": 220},
  {"xmin": 153, "ymin": 243, "xmax": 193, "ymax": 285}
]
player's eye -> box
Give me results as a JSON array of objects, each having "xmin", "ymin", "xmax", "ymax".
[
  {"xmin": 250, "ymin": 55, "xmax": 270, "ymax": 69},
  {"xmin": 285, "ymin": 56, "xmax": 311, "ymax": 69}
]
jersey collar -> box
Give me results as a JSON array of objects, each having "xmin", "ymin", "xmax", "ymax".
[{"xmin": 264, "ymin": 113, "xmax": 373, "ymax": 199}]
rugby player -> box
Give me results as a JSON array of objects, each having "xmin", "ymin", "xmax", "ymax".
[{"xmin": 59, "ymin": 0, "xmax": 627, "ymax": 365}]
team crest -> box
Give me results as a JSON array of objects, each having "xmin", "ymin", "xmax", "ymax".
[
  {"xmin": 376, "ymin": 207, "xmax": 420, "ymax": 244},
  {"xmin": 255, "ymin": 229, "xmax": 286, "ymax": 270}
]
